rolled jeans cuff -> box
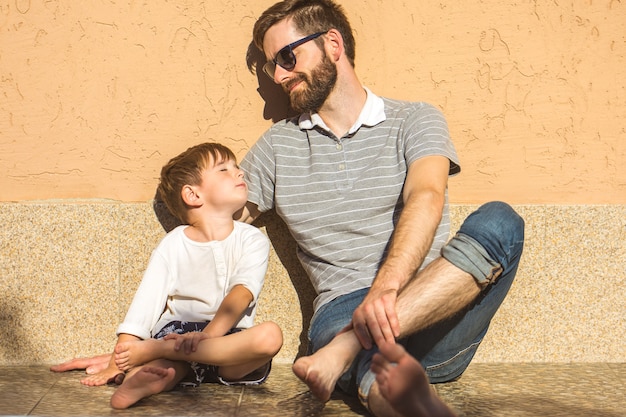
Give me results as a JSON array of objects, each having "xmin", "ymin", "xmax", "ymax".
[
  {"xmin": 357, "ymin": 369, "xmax": 376, "ymax": 410},
  {"xmin": 441, "ymin": 232, "xmax": 503, "ymax": 286}
]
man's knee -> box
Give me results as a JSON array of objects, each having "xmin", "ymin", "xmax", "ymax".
[
  {"xmin": 462, "ymin": 201, "xmax": 524, "ymax": 247},
  {"xmin": 457, "ymin": 201, "xmax": 524, "ymax": 260},
  {"xmin": 441, "ymin": 201, "xmax": 524, "ymax": 286}
]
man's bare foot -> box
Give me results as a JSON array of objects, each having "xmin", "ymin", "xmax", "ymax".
[
  {"xmin": 50, "ymin": 354, "xmax": 111, "ymax": 374},
  {"xmin": 292, "ymin": 332, "xmax": 359, "ymax": 402},
  {"xmin": 114, "ymin": 339, "xmax": 165, "ymax": 371},
  {"xmin": 110, "ymin": 366, "xmax": 175, "ymax": 409},
  {"xmin": 370, "ymin": 342, "xmax": 457, "ymax": 417},
  {"xmin": 79, "ymin": 366, "xmax": 124, "ymax": 387}
]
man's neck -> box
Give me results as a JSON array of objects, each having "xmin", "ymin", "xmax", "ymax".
[{"xmin": 316, "ymin": 75, "xmax": 367, "ymax": 138}]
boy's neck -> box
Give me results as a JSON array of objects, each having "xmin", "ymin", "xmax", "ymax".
[{"xmin": 183, "ymin": 214, "xmax": 235, "ymax": 242}]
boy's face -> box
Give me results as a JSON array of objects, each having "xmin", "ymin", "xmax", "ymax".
[{"xmin": 197, "ymin": 157, "xmax": 248, "ymax": 212}]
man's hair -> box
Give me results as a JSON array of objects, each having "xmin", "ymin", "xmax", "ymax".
[
  {"xmin": 253, "ymin": 0, "xmax": 356, "ymax": 67},
  {"xmin": 157, "ymin": 142, "xmax": 237, "ymax": 224}
]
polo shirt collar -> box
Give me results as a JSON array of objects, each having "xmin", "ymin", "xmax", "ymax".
[{"xmin": 298, "ymin": 87, "xmax": 386, "ymax": 135}]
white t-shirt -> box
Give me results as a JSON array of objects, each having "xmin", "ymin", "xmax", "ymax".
[{"xmin": 116, "ymin": 221, "xmax": 270, "ymax": 339}]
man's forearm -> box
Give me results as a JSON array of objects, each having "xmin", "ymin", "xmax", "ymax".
[{"xmin": 374, "ymin": 188, "xmax": 444, "ymax": 293}]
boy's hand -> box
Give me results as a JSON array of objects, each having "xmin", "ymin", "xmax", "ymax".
[{"xmin": 163, "ymin": 331, "xmax": 209, "ymax": 354}]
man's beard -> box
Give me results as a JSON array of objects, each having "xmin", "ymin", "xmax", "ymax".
[{"xmin": 285, "ymin": 53, "xmax": 337, "ymax": 114}]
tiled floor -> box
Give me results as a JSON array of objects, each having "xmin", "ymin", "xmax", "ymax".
[{"xmin": 0, "ymin": 363, "xmax": 624, "ymax": 416}]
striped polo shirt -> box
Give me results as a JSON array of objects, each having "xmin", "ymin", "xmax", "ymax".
[{"xmin": 241, "ymin": 88, "xmax": 461, "ymax": 312}]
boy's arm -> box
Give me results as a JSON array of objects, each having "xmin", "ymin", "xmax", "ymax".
[{"xmin": 202, "ymin": 284, "xmax": 254, "ymax": 338}]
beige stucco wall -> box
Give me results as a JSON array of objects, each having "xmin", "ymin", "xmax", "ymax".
[
  {"xmin": 1, "ymin": 0, "xmax": 625, "ymax": 204},
  {"xmin": 1, "ymin": 1, "xmax": 625, "ymax": 366}
]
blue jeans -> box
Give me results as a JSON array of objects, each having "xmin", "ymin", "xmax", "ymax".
[{"xmin": 307, "ymin": 201, "xmax": 525, "ymax": 403}]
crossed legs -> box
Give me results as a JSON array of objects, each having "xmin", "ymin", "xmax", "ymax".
[
  {"xmin": 51, "ymin": 321, "xmax": 283, "ymax": 409},
  {"xmin": 292, "ymin": 257, "xmax": 477, "ymax": 417},
  {"xmin": 293, "ymin": 202, "xmax": 524, "ymax": 417}
]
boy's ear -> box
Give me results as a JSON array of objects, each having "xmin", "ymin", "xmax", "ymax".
[{"xmin": 181, "ymin": 184, "xmax": 201, "ymax": 207}]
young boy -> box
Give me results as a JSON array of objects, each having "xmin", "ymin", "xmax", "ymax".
[{"xmin": 71, "ymin": 142, "xmax": 283, "ymax": 409}]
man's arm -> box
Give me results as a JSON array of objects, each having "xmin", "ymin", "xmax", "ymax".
[{"xmin": 351, "ymin": 155, "xmax": 450, "ymax": 349}]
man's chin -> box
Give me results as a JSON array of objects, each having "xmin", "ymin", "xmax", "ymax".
[
  {"xmin": 288, "ymin": 96, "xmax": 307, "ymax": 114},
  {"xmin": 290, "ymin": 103, "xmax": 313, "ymax": 114},
  {"xmin": 289, "ymin": 91, "xmax": 324, "ymax": 114}
]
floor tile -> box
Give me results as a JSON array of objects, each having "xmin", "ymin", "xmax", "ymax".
[
  {"xmin": 1, "ymin": 364, "xmax": 625, "ymax": 417},
  {"xmin": 435, "ymin": 363, "xmax": 626, "ymax": 417},
  {"xmin": 0, "ymin": 367, "xmax": 58, "ymax": 415},
  {"xmin": 238, "ymin": 365, "xmax": 366, "ymax": 416}
]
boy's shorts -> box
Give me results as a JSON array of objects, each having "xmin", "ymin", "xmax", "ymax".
[{"xmin": 154, "ymin": 320, "xmax": 272, "ymax": 387}]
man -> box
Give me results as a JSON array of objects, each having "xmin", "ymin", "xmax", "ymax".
[
  {"xmin": 237, "ymin": 1, "xmax": 524, "ymax": 416},
  {"xmin": 53, "ymin": 1, "xmax": 524, "ymax": 416}
]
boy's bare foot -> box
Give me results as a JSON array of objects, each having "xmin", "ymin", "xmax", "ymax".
[
  {"xmin": 292, "ymin": 332, "xmax": 359, "ymax": 402},
  {"xmin": 110, "ymin": 366, "xmax": 175, "ymax": 409},
  {"xmin": 114, "ymin": 339, "xmax": 165, "ymax": 371},
  {"xmin": 50, "ymin": 354, "xmax": 111, "ymax": 374},
  {"xmin": 370, "ymin": 342, "xmax": 457, "ymax": 417},
  {"xmin": 79, "ymin": 366, "xmax": 124, "ymax": 387}
]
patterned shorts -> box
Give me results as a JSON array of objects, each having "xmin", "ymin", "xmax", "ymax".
[{"xmin": 154, "ymin": 320, "xmax": 271, "ymax": 387}]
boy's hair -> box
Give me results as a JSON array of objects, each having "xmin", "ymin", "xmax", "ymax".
[
  {"xmin": 157, "ymin": 142, "xmax": 237, "ymax": 224},
  {"xmin": 253, "ymin": 0, "xmax": 356, "ymax": 67}
]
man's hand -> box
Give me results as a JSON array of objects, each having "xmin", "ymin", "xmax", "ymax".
[
  {"xmin": 351, "ymin": 287, "xmax": 400, "ymax": 350},
  {"xmin": 163, "ymin": 331, "xmax": 210, "ymax": 354},
  {"xmin": 50, "ymin": 353, "xmax": 112, "ymax": 374}
]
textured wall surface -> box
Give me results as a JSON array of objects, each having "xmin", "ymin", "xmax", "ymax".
[
  {"xmin": 0, "ymin": 202, "xmax": 624, "ymax": 365},
  {"xmin": 1, "ymin": 1, "xmax": 625, "ymax": 203},
  {"xmin": 0, "ymin": 0, "xmax": 624, "ymax": 369}
]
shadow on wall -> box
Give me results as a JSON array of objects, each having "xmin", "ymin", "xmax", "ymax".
[
  {"xmin": 0, "ymin": 299, "xmax": 40, "ymax": 364},
  {"xmin": 253, "ymin": 210, "xmax": 316, "ymax": 359},
  {"xmin": 153, "ymin": 194, "xmax": 183, "ymax": 233},
  {"xmin": 153, "ymin": 195, "xmax": 316, "ymax": 359},
  {"xmin": 246, "ymin": 42, "xmax": 298, "ymax": 123}
]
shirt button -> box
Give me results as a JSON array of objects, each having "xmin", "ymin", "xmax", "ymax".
[
  {"xmin": 338, "ymin": 163, "xmax": 345, "ymax": 171},
  {"xmin": 336, "ymin": 143, "xmax": 343, "ymax": 150}
]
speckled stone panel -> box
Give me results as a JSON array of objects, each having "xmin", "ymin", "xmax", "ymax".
[
  {"xmin": 539, "ymin": 205, "xmax": 626, "ymax": 362},
  {"xmin": 0, "ymin": 202, "xmax": 624, "ymax": 366},
  {"xmin": 0, "ymin": 203, "xmax": 121, "ymax": 364},
  {"xmin": 118, "ymin": 203, "xmax": 166, "ymax": 323}
]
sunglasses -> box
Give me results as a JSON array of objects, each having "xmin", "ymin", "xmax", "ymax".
[{"xmin": 262, "ymin": 32, "xmax": 327, "ymax": 79}]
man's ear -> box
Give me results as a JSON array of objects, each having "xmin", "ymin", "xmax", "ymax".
[
  {"xmin": 181, "ymin": 184, "xmax": 201, "ymax": 207},
  {"xmin": 325, "ymin": 28, "xmax": 344, "ymax": 62}
]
